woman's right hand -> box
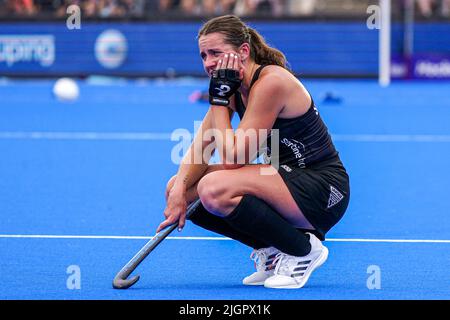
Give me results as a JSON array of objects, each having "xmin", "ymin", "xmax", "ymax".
[
  {"xmin": 157, "ymin": 185, "xmax": 187, "ymax": 233},
  {"xmin": 165, "ymin": 175, "xmax": 177, "ymax": 202}
]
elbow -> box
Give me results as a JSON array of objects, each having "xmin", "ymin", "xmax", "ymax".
[
  {"xmin": 220, "ymin": 147, "xmax": 251, "ymax": 170},
  {"xmin": 223, "ymin": 148, "xmax": 247, "ymax": 170},
  {"xmin": 221, "ymin": 163, "xmax": 245, "ymax": 170},
  {"xmin": 219, "ymin": 146, "xmax": 250, "ymax": 170}
]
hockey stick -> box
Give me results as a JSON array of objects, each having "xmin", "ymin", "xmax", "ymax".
[{"xmin": 112, "ymin": 199, "xmax": 202, "ymax": 289}]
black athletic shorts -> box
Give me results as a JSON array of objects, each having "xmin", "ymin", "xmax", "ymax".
[{"xmin": 277, "ymin": 155, "xmax": 350, "ymax": 240}]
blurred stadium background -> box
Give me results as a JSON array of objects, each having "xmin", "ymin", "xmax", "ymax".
[
  {"xmin": 0, "ymin": 0, "xmax": 449, "ymax": 79},
  {"xmin": 1, "ymin": 1, "xmax": 450, "ymax": 300}
]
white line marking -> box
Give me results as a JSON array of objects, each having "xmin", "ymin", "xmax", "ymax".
[
  {"xmin": 333, "ymin": 134, "xmax": 450, "ymax": 142},
  {"xmin": 0, "ymin": 132, "xmax": 171, "ymax": 141},
  {"xmin": 0, "ymin": 234, "xmax": 449, "ymax": 243},
  {"xmin": 1, "ymin": 132, "xmax": 450, "ymax": 142},
  {"xmin": 0, "ymin": 234, "xmax": 231, "ymax": 241},
  {"xmin": 325, "ymin": 238, "xmax": 450, "ymax": 243}
]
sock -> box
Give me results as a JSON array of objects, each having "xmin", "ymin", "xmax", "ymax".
[
  {"xmin": 296, "ymin": 228, "xmax": 324, "ymax": 241},
  {"xmin": 224, "ymin": 194, "xmax": 312, "ymax": 256},
  {"xmin": 188, "ymin": 202, "xmax": 269, "ymax": 249}
]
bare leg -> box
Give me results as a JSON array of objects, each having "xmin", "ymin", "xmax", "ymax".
[
  {"xmin": 196, "ymin": 164, "xmax": 315, "ymax": 230},
  {"xmin": 165, "ymin": 164, "xmax": 228, "ymax": 204}
]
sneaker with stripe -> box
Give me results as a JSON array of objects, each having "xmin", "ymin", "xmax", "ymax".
[
  {"xmin": 242, "ymin": 247, "xmax": 279, "ymax": 285},
  {"xmin": 263, "ymin": 233, "xmax": 328, "ymax": 289}
]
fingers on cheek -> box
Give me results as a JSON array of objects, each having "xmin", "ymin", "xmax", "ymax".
[
  {"xmin": 230, "ymin": 54, "xmax": 236, "ymax": 69},
  {"xmin": 232, "ymin": 54, "xmax": 237, "ymax": 68}
]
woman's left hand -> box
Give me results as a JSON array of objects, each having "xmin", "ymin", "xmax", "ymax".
[
  {"xmin": 217, "ymin": 52, "xmax": 245, "ymax": 80},
  {"xmin": 208, "ymin": 52, "xmax": 243, "ymax": 107}
]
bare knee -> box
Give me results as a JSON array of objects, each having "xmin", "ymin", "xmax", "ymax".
[
  {"xmin": 197, "ymin": 173, "xmax": 236, "ymax": 217},
  {"xmin": 167, "ymin": 165, "xmax": 223, "ymax": 192}
]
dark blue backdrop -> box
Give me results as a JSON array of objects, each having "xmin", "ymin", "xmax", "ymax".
[{"xmin": 0, "ymin": 21, "xmax": 448, "ymax": 77}]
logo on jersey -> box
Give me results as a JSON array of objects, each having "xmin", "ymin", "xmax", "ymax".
[
  {"xmin": 280, "ymin": 138, "xmax": 306, "ymax": 168},
  {"xmin": 327, "ymin": 185, "xmax": 344, "ymax": 209},
  {"xmin": 215, "ymin": 85, "xmax": 231, "ymax": 97},
  {"xmin": 281, "ymin": 165, "xmax": 292, "ymax": 172}
]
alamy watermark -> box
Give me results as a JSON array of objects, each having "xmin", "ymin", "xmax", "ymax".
[
  {"xmin": 367, "ymin": 5, "xmax": 381, "ymax": 30},
  {"xmin": 170, "ymin": 121, "xmax": 279, "ymax": 175},
  {"xmin": 66, "ymin": 265, "xmax": 81, "ymax": 290},
  {"xmin": 66, "ymin": 5, "xmax": 81, "ymax": 30},
  {"xmin": 366, "ymin": 265, "xmax": 381, "ymax": 290}
]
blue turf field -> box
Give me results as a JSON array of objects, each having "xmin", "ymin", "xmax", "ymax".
[{"xmin": 0, "ymin": 78, "xmax": 449, "ymax": 300}]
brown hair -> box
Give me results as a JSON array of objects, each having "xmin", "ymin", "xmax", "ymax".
[{"xmin": 198, "ymin": 15, "xmax": 290, "ymax": 70}]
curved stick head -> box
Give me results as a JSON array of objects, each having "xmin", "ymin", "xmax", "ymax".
[{"xmin": 112, "ymin": 275, "xmax": 140, "ymax": 289}]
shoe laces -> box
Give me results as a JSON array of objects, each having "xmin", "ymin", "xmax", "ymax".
[
  {"xmin": 273, "ymin": 252, "xmax": 309, "ymax": 276},
  {"xmin": 250, "ymin": 249, "xmax": 268, "ymax": 272},
  {"xmin": 250, "ymin": 248, "xmax": 279, "ymax": 272},
  {"xmin": 273, "ymin": 252, "xmax": 290, "ymax": 275}
]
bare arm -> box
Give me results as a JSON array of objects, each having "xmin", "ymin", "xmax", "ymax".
[
  {"xmin": 210, "ymin": 73, "xmax": 286, "ymax": 169},
  {"xmin": 157, "ymin": 108, "xmax": 217, "ymax": 232},
  {"xmin": 171, "ymin": 108, "xmax": 217, "ymax": 195}
]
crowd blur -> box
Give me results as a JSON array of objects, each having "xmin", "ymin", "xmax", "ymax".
[
  {"xmin": 0, "ymin": 0, "xmax": 449, "ymax": 19},
  {"xmin": 416, "ymin": 0, "xmax": 450, "ymax": 17}
]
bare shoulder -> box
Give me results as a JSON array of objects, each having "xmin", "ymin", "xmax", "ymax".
[
  {"xmin": 263, "ymin": 65, "xmax": 296, "ymax": 78},
  {"xmin": 254, "ymin": 65, "xmax": 311, "ymax": 118},
  {"xmin": 259, "ymin": 65, "xmax": 290, "ymax": 81},
  {"xmin": 251, "ymin": 65, "xmax": 290, "ymax": 94},
  {"xmin": 255, "ymin": 65, "xmax": 301, "ymax": 90}
]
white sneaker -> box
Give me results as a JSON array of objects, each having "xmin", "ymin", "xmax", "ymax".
[
  {"xmin": 264, "ymin": 233, "xmax": 328, "ymax": 289},
  {"xmin": 242, "ymin": 247, "xmax": 280, "ymax": 285}
]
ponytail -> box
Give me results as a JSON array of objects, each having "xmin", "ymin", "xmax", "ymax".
[{"xmin": 247, "ymin": 27, "xmax": 290, "ymax": 71}]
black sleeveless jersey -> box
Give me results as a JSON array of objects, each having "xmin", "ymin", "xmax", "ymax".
[{"xmin": 234, "ymin": 65, "xmax": 338, "ymax": 168}]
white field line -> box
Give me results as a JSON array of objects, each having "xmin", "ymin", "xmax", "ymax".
[
  {"xmin": 1, "ymin": 132, "xmax": 450, "ymax": 142},
  {"xmin": 0, "ymin": 132, "xmax": 171, "ymax": 141},
  {"xmin": 0, "ymin": 234, "xmax": 449, "ymax": 243},
  {"xmin": 332, "ymin": 134, "xmax": 450, "ymax": 142}
]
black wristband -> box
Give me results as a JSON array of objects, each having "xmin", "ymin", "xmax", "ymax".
[{"xmin": 209, "ymin": 69, "xmax": 242, "ymax": 106}]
